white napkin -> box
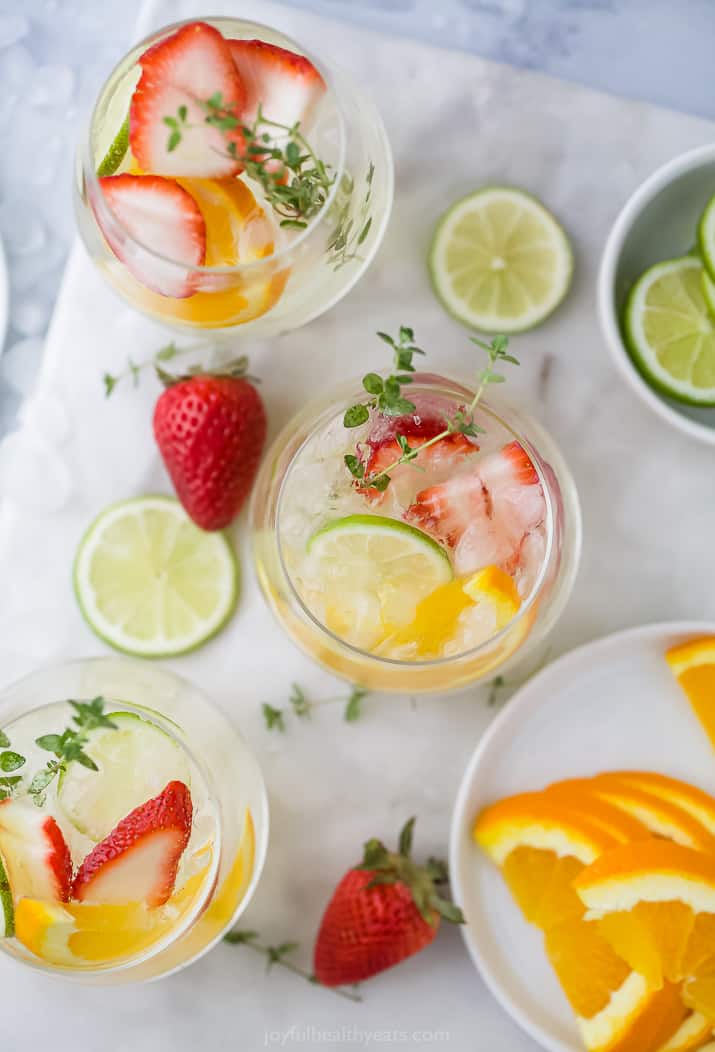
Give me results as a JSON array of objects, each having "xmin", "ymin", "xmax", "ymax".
[{"xmin": 1, "ymin": 2, "xmax": 715, "ymax": 1048}]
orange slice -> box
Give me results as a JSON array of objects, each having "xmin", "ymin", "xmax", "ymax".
[
  {"xmin": 666, "ymin": 637, "xmax": 715, "ymax": 750},
  {"xmin": 607, "ymin": 772, "xmax": 715, "ymax": 841},
  {"xmin": 575, "ymin": 841, "xmax": 715, "ymax": 989},
  {"xmin": 550, "ymin": 776, "xmax": 715, "ymax": 851},
  {"xmin": 656, "ymin": 1011, "xmax": 713, "ymax": 1052},
  {"xmin": 463, "ymin": 565, "xmax": 522, "ymax": 628}
]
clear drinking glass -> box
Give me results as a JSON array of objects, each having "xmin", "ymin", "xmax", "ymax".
[
  {"xmin": 74, "ymin": 17, "xmax": 393, "ymax": 336},
  {"xmin": 251, "ymin": 375, "xmax": 582, "ymax": 694},
  {"xmin": 0, "ymin": 657, "xmax": 268, "ymax": 984}
]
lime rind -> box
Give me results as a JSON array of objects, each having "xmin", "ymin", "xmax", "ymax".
[
  {"xmin": 96, "ymin": 117, "xmax": 130, "ymax": 178},
  {"xmin": 623, "ymin": 256, "xmax": 715, "ymax": 407},
  {"xmin": 57, "ymin": 711, "xmax": 191, "ymax": 841},
  {"xmin": 308, "ymin": 514, "xmax": 451, "ymax": 569},
  {"xmin": 0, "ymin": 854, "xmax": 14, "ymax": 937},
  {"xmin": 698, "ymin": 193, "xmax": 715, "ymax": 283},
  {"xmin": 73, "ymin": 495, "xmax": 239, "ymax": 659},
  {"xmin": 701, "ymin": 269, "xmax": 715, "ymax": 320},
  {"xmin": 428, "ymin": 186, "xmax": 573, "ymax": 334}
]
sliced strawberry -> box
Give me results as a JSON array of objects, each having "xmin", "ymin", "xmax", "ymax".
[
  {"xmin": 357, "ymin": 395, "xmax": 478, "ymax": 504},
  {"xmin": 72, "ymin": 781, "xmax": 192, "ymax": 908},
  {"xmin": 0, "ymin": 799, "xmax": 72, "ymax": 902},
  {"xmin": 405, "ymin": 441, "xmax": 546, "ymax": 575},
  {"xmin": 98, "ymin": 174, "xmax": 206, "ymax": 298},
  {"xmin": 228, "ymin": 39, "xmax": 326, "ymax": 131},
  {"xmin": 130, "ymin": 21, "xmax": 246, "ymax": 178}
]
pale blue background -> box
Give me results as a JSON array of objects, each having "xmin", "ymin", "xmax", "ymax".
[{"xmin": 1, "ymin": 0, "xmax": 714, "ymax": 431}]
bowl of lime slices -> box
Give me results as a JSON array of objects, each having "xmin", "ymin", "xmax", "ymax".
[{"xmin": 599, "ymin": 143, "xmax": 715, "ymax": 445}]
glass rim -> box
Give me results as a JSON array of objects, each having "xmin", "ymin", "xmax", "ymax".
[
  {"xmin": 0, "ymin": 656, "xmax": 251, "ymax": 979},
  {"xmin": 80, "ymin": 15, "xmax": 349, "ymax": 275},
  {"xmin": 273, "ymin": 373, "xmax": 558, "ymax": 670}
]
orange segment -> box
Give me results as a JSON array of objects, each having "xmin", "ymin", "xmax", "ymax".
[
  {"xmin": 177, "ymin": 177, "xmax": 276, "ymax": 267},
  {"xmin": 666, "ymin": 637, "xmax": 715, "ymax": 750},
  {"xmin": 463, "ymin": 565, "xmax": 522, "ymax": 628},
  {"xmin": 546, "ymin": 917, "xmax": 631, "ymax": 1018},
  {"xmin": 681, "ymin": 914, "xmax": 715, "ymax": 977},
  {"xmin": 656, "ymin": 1011, "xmax": 713, "ymax": 1052},
  {"xmin": 683, "ymin": 974, "xmax": 715, "ymax": 1024},
  {"xmin": 597, "ymin": 902, "xmax": 694, "ymax": 988}
]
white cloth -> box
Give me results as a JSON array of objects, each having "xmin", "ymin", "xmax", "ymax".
[{"xmin": 1, "ymin": 2, "xmax": 715, "ymax": 1048}]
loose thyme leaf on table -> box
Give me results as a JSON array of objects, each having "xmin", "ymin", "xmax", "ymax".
[
  {"xmin": 343, "ymin": 326, "xmax": 518, "ymax": 493},
  {"xmin": 262, "ymin": 684, "xmax": 370, "ymax": 731},
  {"xmin": 224, "ymin": 929, "xmax": 362, "ymax": 1002}
]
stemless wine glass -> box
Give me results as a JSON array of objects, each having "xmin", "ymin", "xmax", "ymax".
[
  {"xmin": 74, "ymin": 16, "xmax": 393, "ymax": 337},
  {"xmin": 251, "ymin": 374, "xmax": 582, "ymax": 694},
  {"xmin": 0, "ymin": 657, "xmax": 268, "ymax": 984}
]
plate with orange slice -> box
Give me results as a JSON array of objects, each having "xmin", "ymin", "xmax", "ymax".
[{"xmin": 450, "ymin": 621, "xmax": 715, "ymax": 1052}]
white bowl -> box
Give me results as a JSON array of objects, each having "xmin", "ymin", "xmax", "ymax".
[{"xmin": 598, "ymin": 143, "xmax": 715, "ymax": 445}]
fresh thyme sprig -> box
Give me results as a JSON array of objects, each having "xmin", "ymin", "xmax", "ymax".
[
  {"xmin": 165, "ymin": 96, "xmax": 334, "ymax": 230},
  {"xmin": 262, "ymin": 684, "xmax": 369, "ymax": 732},
  {"xmin": 224, "ymin": 929, "xmax": 362, "ymax": 1003},
  {"xmin": 343, "ymin": 329, "xmax": 518, "ymax": 494},
  {"xmin": 103, "ymin": 341, "xmax": 251, "ymax": 397},
  {"xmin": 29, "ymin": 698, "xmax": 117, "ymax": 807},
  {"xmin": 0, "ymin": 729, "xmax": 25, "ymax": 802}
]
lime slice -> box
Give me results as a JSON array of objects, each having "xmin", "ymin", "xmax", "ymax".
[
  {"xmin": 0, "ymin": 854, "xmax": 14, "ymax": 937},
  {"xmin": 702, "ymin": 268, "xmax": 715, "ymax": 319},
  {"xmin": 74, "ymin": 496, "xmax": 238, "ymax": 657},
  {"xmin": 96, "ymin": 117, "xmax": 129, "ymax": 178},
  {"xmin": 306, "ymin": 515, "xmax": 452, "ymax": 650},
  {"xmin": 623, "ymin": 256, "xmax": 715, "ymax": 406},
  {"xmin": 429, "ymin": 186, "xmax": 573, "ymax": 333},
  {"xmin": 57, "ymin": 711, "xmax": 191, "ymax": 841}
]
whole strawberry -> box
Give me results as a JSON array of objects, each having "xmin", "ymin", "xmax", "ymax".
[
  {"xmin": 313, "ymin": 818, "xmax": 464, "ymax": 987},
  {"xmin": 153, "ymin": 359, "xmax": 266, "ymax": 531}
]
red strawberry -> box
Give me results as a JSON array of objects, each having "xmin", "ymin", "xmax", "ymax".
[
  {"xmin": 98, "ymin": 174, "xmax": 206, "ymax": 298},
  {"xmin": 359, "ymin": 400, "xmax": 477, "ymax": 504},
  {"xmin": 228, "ymin": 39, "xmax": 326, "ymax": 131},
  {"xmin": 153, "ymin": 361, "xmax": 267, "ymax": 531},
  {"xmin": 0, "ymin": 799, "xmax": 72, "ymax": 902},
  {"xmin": 313, "ymin": 818, "xmax": 463, "ymax": 987},
  {"xmin": 72, "ymin": 781, "xmax": 192, "ymax": 908},
  {"xmin": 130, "ymin": 21, "xmax": 246, "ymax": 178},
  {"xmin": 405, "ymin": 441, "xmax": 546, "ymax": 576}
]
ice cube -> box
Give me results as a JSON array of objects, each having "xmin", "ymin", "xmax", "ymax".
[{"xmin": 0, "ymin": 337, "xmax": 44, "ymax": 396}]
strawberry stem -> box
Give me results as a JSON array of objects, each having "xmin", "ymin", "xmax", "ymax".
[{"xmin": 224, "ymin": 930, "xmax": 363, "ymax": 1002}]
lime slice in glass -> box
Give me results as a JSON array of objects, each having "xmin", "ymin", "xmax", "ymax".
[
  {"xmin": 305, "ymin": 515, "xmax": 452, "ymax": 650},
  {"xmin": 623, "ymin": 256, "xmax": 715, "ymax": 406},
  {"xmin": 74, "ymin": 496, "xmax": 238, "ymax": 657},
  {"xmin": 429, "ymin": 186, "xmax": 573, "ymax": 333},
  {"xmin": 57, "ymin": 711, "xmax": 192, "ymax": 841},
  {"xmin": 96, "ymin": 117, "xmax": 129, "ymax": 177},
  {"xmin": 0, "ymin": 855, "xmax": 14, "ymax": 937}
]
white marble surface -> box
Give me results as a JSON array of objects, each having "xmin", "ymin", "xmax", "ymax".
[{"xmin": 1, "ymin": 1, "xmax": 715, "ymax": 1051}]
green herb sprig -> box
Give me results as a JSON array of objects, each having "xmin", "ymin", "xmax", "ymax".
[
  {"xmin": 29, "ymin": 698, "xmax": 117, "ymax": 807},
  {"xmin": 343, "ymin": 329, "xmax": 518, "ymax": 493},
  {"xmin": 165, "ymin": 96, "xmax": 334, "ymax": 230},
  {"xmin": 262, "ymin": 684, "xmax": 368, "ymax": 732},
  {"xmin": 0, "ymin": 729, "xmax": 25, "ymax": 802},
  {"xmin": 224, "ymin": 929, "xmax": 362, "ymax": 1002}
]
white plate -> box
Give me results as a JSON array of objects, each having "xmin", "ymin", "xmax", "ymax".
[{"xmin": 449, "ymin": 620, "xmax": 715, "ymax": 1052}]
